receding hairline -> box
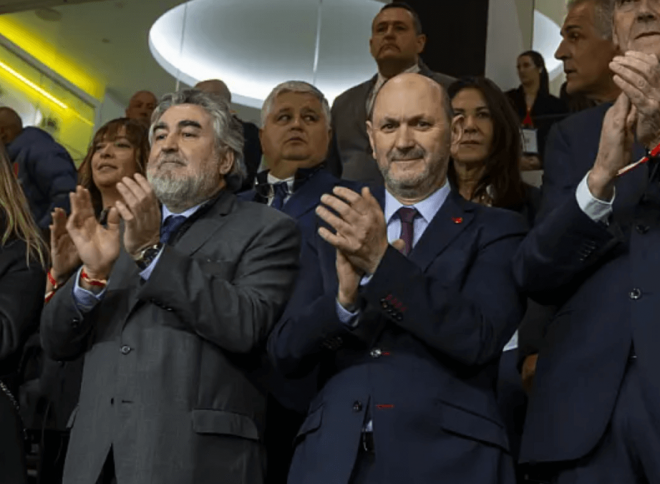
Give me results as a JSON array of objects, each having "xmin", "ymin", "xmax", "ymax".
[{"xmin": 371, "ymin": 74, "xmax": 450, "ymax": 121}]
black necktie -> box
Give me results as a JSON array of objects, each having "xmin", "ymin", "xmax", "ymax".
[
  {"xmin": 160, "ymin": 215, "xmax": 187, "ymax": 245},
  {"xmin": 397, "ymin": 207, "xmax": 419, "ymax": 256},
  {"xmin": 271, "ymin": 182, "xmax": 289, "ymax": 211}
]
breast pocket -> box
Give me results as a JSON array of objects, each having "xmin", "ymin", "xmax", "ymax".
[{"xmin": 191, "ymin": 409, "xmax": 259, "ymax": 441}]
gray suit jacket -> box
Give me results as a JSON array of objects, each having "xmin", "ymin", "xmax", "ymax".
[
  {"xmin": 327, "ymin": 62, "xmax": 455, "ymax": 184},
  {"xmin": 40, "ymin": 191, "xmax": 300, "ymax": 484}
]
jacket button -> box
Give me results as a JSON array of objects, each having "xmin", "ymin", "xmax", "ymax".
[
  {"xmin": 71, "ymin": 318, "xmax": 80, "ymax": 329},
  {"xmin": 636, "ymin": 225, "xmax": 650, "ymax": 234},
  {"xmin": 629, "ymin": 288, "xmax": 642, "ymax": 300},
  {"xmin": 120, "ymin": 345, "xmax": 132, "ymax": 355},
  {"xmin": 353, "ymin": 401, "xmax": 363, "ymax": 412},
  {"xmin": 370, "ymin": 348, "xmax": 382, "ymax": 359},
  {"xmin": 395, "ymin": 314, "xmax": 403, "ymax": 321}
]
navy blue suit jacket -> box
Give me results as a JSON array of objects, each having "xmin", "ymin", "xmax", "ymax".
[
  {"xmin": 513, "ymin": 104, "xmax": 653, "ymax": 463},
  {"xmin": 239, "ymin": 168, "xmax": 361, "ymax": 244},
  {"xmin": 269, "ymin": 188, "xmax": 527, "ymax": 483}
]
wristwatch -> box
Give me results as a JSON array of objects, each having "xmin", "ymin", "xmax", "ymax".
[{"xmin": 133, "ymin": 243, "xmax": 163, "ymax": 271}]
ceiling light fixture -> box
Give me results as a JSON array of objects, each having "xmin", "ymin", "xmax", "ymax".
[{"xmin": 0, "ymin": 60, "xmax": 69, "ymax": 110}]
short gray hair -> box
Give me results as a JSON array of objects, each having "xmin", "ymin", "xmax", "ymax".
[
  {"xmin": 150, "ymin": 89, "xmax": 246, "ymax": 191},
  {"xmin": 261, "ymin": 81, "xmax": 331, "ymax": 128},
  {"xmin": 567, "ymin": 0, "xmax": 613, "ymax": 39}
]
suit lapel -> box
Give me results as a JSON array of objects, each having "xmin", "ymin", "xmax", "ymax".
[
  {"xmin": 125, "ymin": 191, "xmax": 236, "ymax": 319},
  {"xmin": 284, "ymin": 171, "xmax": 335, "ymax": 220},
  {"xmin": 355, "ymin": 76, "xmax": 377, "ymax": 132},
  {"xmin": 408, "ymin": 190, "xmax": 475, "ymax": 273}
]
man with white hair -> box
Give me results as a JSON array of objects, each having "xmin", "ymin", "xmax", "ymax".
[
  {"xmin": 515, "ymin": 0, "xmax": 660, "ymax": 481},
  {"xmin": 41, "ymin": 89, "xmax": 300, "ymax": 484}
]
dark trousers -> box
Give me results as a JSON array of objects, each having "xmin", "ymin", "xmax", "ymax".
[
  {"xmin": 533, "ymin": 358, "xmax": 660, "ymax": 484},
  {"xmin": 0, "ymin": 391, "xmax": 27, "ymax": 484},
  {"xmin": 96, "ymin": 449, "xmax": 117, "ymax": 484},
  {"xmin": 349, "ymin": 434, "xmax": 378, "ymax": 484}
]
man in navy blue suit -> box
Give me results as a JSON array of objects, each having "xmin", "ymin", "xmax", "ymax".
[
  {"xmin": 514, "ymin": 1, "xmax": 660, "ymax": 482},
  {"xmin": 240, "ymin": 81, "xmax": 358, "ymax": 241},
  {"xmin": 268, "ymin": 73, "xmax": 527, "ymax": 484},
  {"xmin": 240, "ymin": 80, "xmax": 357, "ymax": 483}
]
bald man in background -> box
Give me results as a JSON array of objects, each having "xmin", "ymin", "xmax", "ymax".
[
  {"xmin": 125, "ymin": 90, "xmax": 157, "ymax": 124},
  {"xmin": 195, "ymin": 79, "xmax": 262, "ymax": 191},
  {"xmin": 0, "ymin": 106, "xmax": 76, "ymax": 230}
]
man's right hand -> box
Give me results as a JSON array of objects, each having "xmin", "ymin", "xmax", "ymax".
[
  {"xmin": 589, "ymin": 93, "xmax": 637, "ymax": 201},
  {"xmin": 66, "ymin": 186, "xmax": 121, "ymax": 281}
]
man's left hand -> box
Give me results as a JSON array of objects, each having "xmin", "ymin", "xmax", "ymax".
[
  {"xmin": 316, "ymin": 186, "xmax": 389, "ymax": 275},
  {"xmin": 115, "ymin": 174, "xmax": 162, "ymax": 257},
  {"xmin": 611, "ymin": 51, "xmax": 660, "ymax": 148}
]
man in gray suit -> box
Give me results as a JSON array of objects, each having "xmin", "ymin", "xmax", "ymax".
[
  {"xmin": 327, "ymin": 2, "xmax": 454, "ymax": 183},
  {"xmin": 40, "ymin": 89, "xmax": 300, "ymax": 484}
]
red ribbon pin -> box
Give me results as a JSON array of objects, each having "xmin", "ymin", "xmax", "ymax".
[{"xmin": 452, "ymin": 217, "xmax": 463, "ymax": 224}]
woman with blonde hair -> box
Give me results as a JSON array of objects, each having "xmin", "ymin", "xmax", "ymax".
[{"xmin": 0, "ymin": 141, "xmax": 47, "ymax": 484}]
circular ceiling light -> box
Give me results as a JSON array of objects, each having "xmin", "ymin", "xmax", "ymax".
[{"xmin": 149, "ymin": 0, "xmax": 384, "ymax": 108}]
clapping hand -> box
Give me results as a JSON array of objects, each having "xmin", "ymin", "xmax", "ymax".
[
  {"xmin": 66, "ymin": 186, "xmax": 121, "ymax": 280},
  {"xmin": 49, "ymin": 207, "xmax": 81, "ymax": 284}
]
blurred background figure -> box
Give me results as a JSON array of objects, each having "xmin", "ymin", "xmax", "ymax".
[
  {"xmin": 195, "ymin": 79, "xmax": 262, "ymax": 192},
  {"xmin": 0, "ymin": 141, "xmax": 47, "ymax": 484},
  {"xmin": 328, "ymin": 2, "xmax": 454, "ymax": 184},
  {"xmin": 506, "ymin": 51, "xmax": 567, "ymax": 171},
  {"xmin": 124, "ymin": 90, "xmax": 158, "ymax": 125},
  {"xmin": 0, "ymin": 107, "xmax": 77, "ymax": 233}
]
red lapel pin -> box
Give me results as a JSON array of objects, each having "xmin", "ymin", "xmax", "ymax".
[{"xmin": 452, "ymin": 217, "xmax": 463, "ymax": 224}]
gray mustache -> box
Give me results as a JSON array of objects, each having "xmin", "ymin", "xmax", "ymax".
[
  {"xmin": 155, "ymin": 156, "xmax": 186, "ymax": 167},
  {"xmin": 388, "ymin": 147, "xmax": 426, "ymax": 162}
]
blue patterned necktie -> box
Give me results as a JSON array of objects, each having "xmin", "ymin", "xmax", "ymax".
[
  {"xmin": 160, "ymin": 215, "xmax": 187, "ymax": 245},
  {"xmin": 397, "ymin": 207, "xmax": 419, "ymax": 256},
  {"xmin": 271, "ymin": 182, "xmax": 289, "ymax": 211}
]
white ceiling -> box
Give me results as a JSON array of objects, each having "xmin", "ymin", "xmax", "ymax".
[{"xmin": 149, "ymin": 0, "xmax": 384, "ymax": 108}]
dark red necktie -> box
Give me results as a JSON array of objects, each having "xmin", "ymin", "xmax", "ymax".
[{"xmin": 397, "ymin": 207, "xmax": 419, "ymax": 256}]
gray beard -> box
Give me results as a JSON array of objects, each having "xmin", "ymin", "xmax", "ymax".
[{"xmin": 148, "ymin": 168, "xmax": 220, "ymax": 213}]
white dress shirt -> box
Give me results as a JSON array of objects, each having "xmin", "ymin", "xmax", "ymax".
[{"xmin": 266, "ymin": 172, "xmax": 295, "ymax": 207}]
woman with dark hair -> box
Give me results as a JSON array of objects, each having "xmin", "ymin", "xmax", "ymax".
[
  {"xmin": 449, "ymin": 76, "xmax": 538, "ymax": 224},
  {"xmin": 47, "ymin": 118, "xmax": 149, "ymax": 293},
  {"xmin": 506, "ymin": 50, "xmax": 567, "ymax": 170},
  {"xmin": 36, "ymin": 118, "xmax": 148, "ymax": 483},
  {"xmin": 450, "ymin": 76, "xmax": 547, "ymax": 483},
  {"xmin": 0, "ymin": 142, "xmax": 47, "ymax": 484}
]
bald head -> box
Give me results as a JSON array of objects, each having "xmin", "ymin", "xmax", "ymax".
[
  {"xmin": 0, "ymin": 107, "xmax": 23, "ymax": 145},
  {"xmin": 367, "ymin": 73, "xmax": 453, "ymax": 203},
  {"xmin": 125, "ymin": 90, "xmax": 157, "ymax": 123},
  {"xmin": 195, "ymin": 79, "xmax": 232, "ymax": 104}
]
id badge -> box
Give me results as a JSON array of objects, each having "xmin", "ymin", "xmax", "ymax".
[{"xmin": 521, "ymin": 128, "xmax": 539, "ymax": 155}]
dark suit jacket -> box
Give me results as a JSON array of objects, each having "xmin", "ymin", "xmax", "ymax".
[
  {"xmin": 513, "ymin": 104, "xmax": 652, "ymax": 463},
  {"xmin": 239, "ymin": 119, "xmax": 263, "ymax": 192},
  {"xmin": 327, "ymin": 62, "xmax": 455, "ymax": 183},
  {"xmin": 269, "ymin": 188, "xmax": 527, "ymax": 484},
  {"xmin": 40, "ymin": 191, "xmax": 300, "ymax": 484},
  {"xmin": 0, "ymin": 237, "xmax": 45, "ymax": 484},
  {"xmin": 239, "ymin": 168, "xmax": 362, "ymax": 247}
]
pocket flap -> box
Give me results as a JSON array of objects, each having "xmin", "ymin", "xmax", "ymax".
[
  {"xmin": 294, "ymin": 403, "xmax": 323, "ymax": 444},
  {"xmin": 192, "ymin": 409, "xmax": 259, "ymax": 441},
  {"xmin": 437, "ymin": 400, "xmax": 509, "ymax": 451}
]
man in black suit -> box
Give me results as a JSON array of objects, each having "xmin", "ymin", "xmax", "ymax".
[
  {"xmin": 327, "ymin": 2, "xmax": 453, "ymax": 183},
  {"xmin": 269, "ymin": 73, "xmax": 526, "ymax": 484},
  {"xmin": 40, "ymin": 89, "xmax": 300, "ymax": 484},
  {"xmin": 514, "ymin": 1, "xmax": 660, "ymax": 481}
]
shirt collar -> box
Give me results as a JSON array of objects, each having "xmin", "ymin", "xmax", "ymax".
[
  {"xmin": 267, "ymin": 172, "xmax": 295, "ymax": 194},
  {"xmin": 384, "ymin": 180, "xmax": 451, "ymax": 225},
  {"xmin": 161, "ymin": 202, "xmax": 205, "ymax": 222}
]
